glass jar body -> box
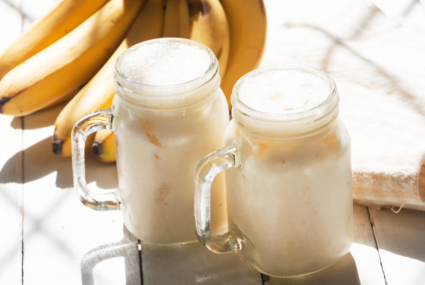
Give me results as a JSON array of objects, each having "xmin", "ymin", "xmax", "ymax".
[
  {"xmin": 113, "ymin": 87, "xmax": 229, "ymax": 244},
  {"xmin": 223, "ymin": 117, "xmax": 353, "ymax": 277}
]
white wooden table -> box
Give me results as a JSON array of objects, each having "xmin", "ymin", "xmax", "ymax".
[{"xmin": 1, "ymin": 0, "xmax": 425, "ymax": 284}]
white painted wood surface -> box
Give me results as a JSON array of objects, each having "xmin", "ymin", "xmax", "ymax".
[
  {"xmin": 0, "ymin": 2, "xmax": 24, "ymax": 284},
  {"xmin": 351, "ymin": 206, "xmax": 386, "ymax": 285},
  {"xmin": 370, "ymin": 208, "xmax": 425, "ymax": 285},
  {"xmin": 1, "ymin": 0, "xmax": 425, "ymax": 284}
]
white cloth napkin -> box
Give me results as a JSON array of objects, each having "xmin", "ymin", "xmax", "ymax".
[{"xmin": 261, "ymin": 0, "xmax": 425, "ymax": 210}]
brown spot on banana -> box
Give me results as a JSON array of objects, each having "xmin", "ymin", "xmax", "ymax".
[
  {"xmin": 0, "ymin": 97, "xmax": 11, "ymax": 113},
  {"xmin": 202, "ymin": 0, "xmax": 212, "ymax": 14},
  {"xmin": 188, "ymin": 0, "xmax": 211, "ymax": 17},
  {"xmin": 216, "ymin": 47, "xmax": 223, "ymax": 60},
  {"xmin": 52, "ymin": 133, "xmax": 64, "ymax": 156},
  {"xmin": 0, "ymin": 85, "xmax": 29, "ymax": 113},
  {"xmin": 259, "ymin": 0, "xmax": 265, "ymax": 16},
  {"xmin": 92, "ymin": 141, "xmax": 103, "ymax": 156}
]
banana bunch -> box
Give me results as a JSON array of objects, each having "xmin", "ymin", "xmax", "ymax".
[{"xmin": 0, "ymin": 0, "xmax": 267, "ymax": 163}]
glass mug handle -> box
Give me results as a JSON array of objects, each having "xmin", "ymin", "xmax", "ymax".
[
  {"xmin": 194, "ymin": 144, "xmax": 242, "ymax": 253},
  {"xmin": 71, "ymin": 107, "xmax": 119, "ymax": 211}
]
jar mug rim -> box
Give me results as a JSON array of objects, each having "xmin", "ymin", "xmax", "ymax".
[
  {"xmin": 113, "ymin": 38, "xmax": 221, "ymax": 109},
  {"xmin": 231, "ymin": 64, "xmax": 338, "ymax": 122},
  {"xmin": 114, "ymin": 38, "xmax": 218, "ymax": 91}
]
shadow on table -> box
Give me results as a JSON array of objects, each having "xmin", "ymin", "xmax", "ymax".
[
  {"xmin": 265, "ymin": 253, "xmax": 360, "ymax": 285},
  {"xmin": 10, "ymin": 101, "xmax": 68, "ymax": 130},
  {"xmin": 140, "ymin": 241, "xmax": 262, "ymax": 285},
  {"xmin": 0, "ymin": 137, "xmax": 118, "ymax": 189},
  {"xmin": 140, "ymin": 242, "xmax": 359, "ymax": 285},
  {"xmin": 1, "ymin": 101, "xmax": 117, "ymax": 190},
  {"xmin": 0, "ymin": 136, "xmax": 118, "ymax": 189},
  {"xmin": 81, "ymin": 226, "xmax": 141, "ymax": 285}
]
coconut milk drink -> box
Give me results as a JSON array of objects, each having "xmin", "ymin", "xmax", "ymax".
[
  {"xmin": 194, "ymin": 65, "xmax": 353, "ymax": 277},
  {"xmin": 114, "ymin": 40, "xmax": 229, "ymax": 244}
]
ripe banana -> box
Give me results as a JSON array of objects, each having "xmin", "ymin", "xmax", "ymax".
[
  {"xmin": 53, "ymin": 0, "xmax": 165, "ymax": 157},
  {"xmin": 0, "ymin": 0, "xmax": 108, "ymax": 80},
  {"xmin": 187, "ymin": 0, "xmax": 230, "ymax": 79},
  {"xmin": 179, "ymin": 0, "xmax": 190, "ymax": 38},
  {"xmin": 219, "ymin": 0, "xmax": 267, "ymax": 108},
  {"xmin": 44, "ymin": 87, "xmax": 81, "ymax": 110},
  {"xmin": 93, "ymin": 130, "xmax": 116, "ymax": 163},
  {"xmin": 0, "ymin": 0, "xmax": 144, "ymax": 117},
  {"xmin": 163, "ymin": 0, "xmax": 180, "ymax": 37}
]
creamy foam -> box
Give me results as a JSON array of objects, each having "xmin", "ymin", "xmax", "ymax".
[
  {"xmin": 238, "ymin": 69, "xmax": 331, "ymax": 114},
  {"xmin": 119, "ymin": 41, "xmax": 211, "ymax": 86}
]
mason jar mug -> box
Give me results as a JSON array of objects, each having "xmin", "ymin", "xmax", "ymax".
[
  {"xmin": 72, "ymin": 39, "xmax": 229, "ymax": 244},
  {"xmin": 194, "ymin": 64, "xmax": 353, "ymax": 277}
]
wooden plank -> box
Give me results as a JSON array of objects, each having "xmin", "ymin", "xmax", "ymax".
[
  {"xmin": 21, "ymin": 103, "xmax": 138, "ymax": 284},
  {"xmin": 0, "ymin": 117, "xmax": 23, "ymax": 285},
  {"xmin": 351, "ymin": 205, "xmax": 386, "ymax": 285},
  {"xmin": 266, "ymin": 205, "xmax": 385, "ymax": 285},
  {"xmin": 0, "ymin": 1, "xmax": 24, "ymax": 284},
  {"xmin": 141, "ymin": 241, "xmax": 262, "ymax": 285},
  {"xmin": 369, "ymin": 207, "xmax": 425, "ymax": 285}
]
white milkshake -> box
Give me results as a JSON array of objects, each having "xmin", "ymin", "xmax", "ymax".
[
  {"xmin": 113, "ymin": 39, "xmax": 229, "ymax": 244},
  {"xmin": 226, "ymin": 66, "xmax": 353, "ymax": 277},
  {"xmin": 194, "ymin": 65, "xmax": 352, "ymax": 277}
]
